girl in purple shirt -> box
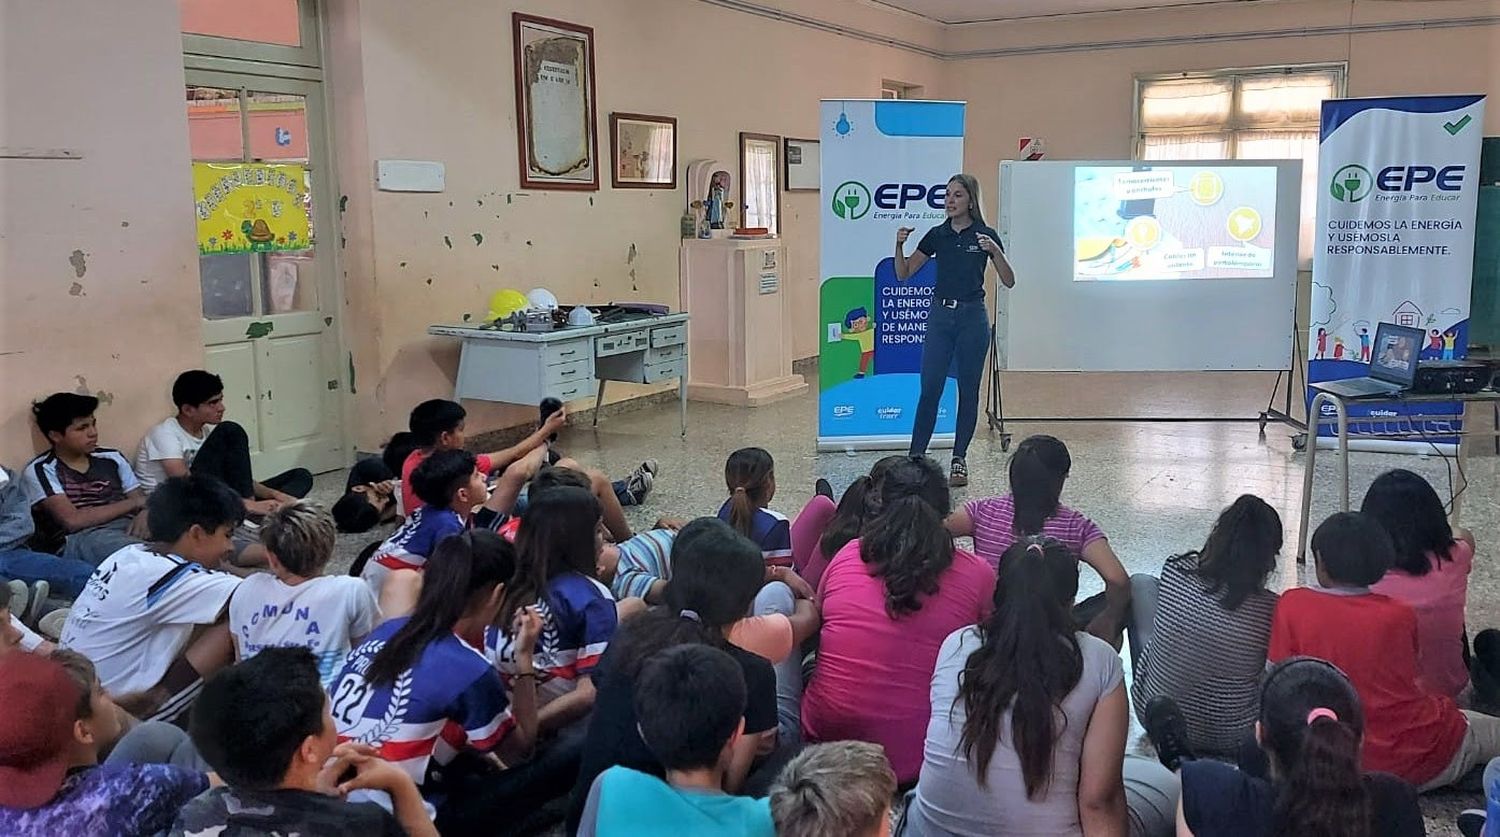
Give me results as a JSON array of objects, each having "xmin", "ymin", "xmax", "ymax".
[{"xmin": 946, "ymin": 435, "xmax": 1130, "ymax": 647}]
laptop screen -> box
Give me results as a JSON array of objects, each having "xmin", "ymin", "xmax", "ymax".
[{"xmin": 1369, "ymin": 322, "xmax": 1422, "ymax": 386}]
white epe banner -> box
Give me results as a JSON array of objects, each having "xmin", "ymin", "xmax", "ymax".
[{"xmin": 1308, "ymin": 95, "xmax": 1485, "ymax": 451}]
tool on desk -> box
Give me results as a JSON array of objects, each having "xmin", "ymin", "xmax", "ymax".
[{"xmin": 1311, "ymin": 322, "xmax": 1422, "ymax": 398}]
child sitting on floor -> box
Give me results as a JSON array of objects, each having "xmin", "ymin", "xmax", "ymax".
[
  {"xmin": 769, "ymin": 742, "xmax": 896, "ymax": 837},
  {"xmin": 399, "ymin": 398, "xmax": 563, "ymax": 516},
  {"xmin": 1361, "ymin": 468, "xmax": 1478, "ymax": 701},
  {"xmin": 946, "ymin": 434, "xmax": 1131, "ymax": 646},
  {"xmin": 177, "ymin": 646, "xmax": 436, "ymax": 837},
  {"xmin": 21, "ymin": 393, "xmax": 147, "ymax": 567},
  {"xmin": 1270, "ymin": 511, "xmax": 1500, "ymax": 792},
  {"xmin": 229, "ymin": 502, "xmax": 379, "ymax": 686},
  {"xmin": 60, "ymin": 475, "xmax": 244, "ymax": 724},
  {"xmin": 719, "ymin": 448, "xmax": 792, "ymax": 566},
  {"xmin": 576, "ymin": 644, "xmax": 775, "ymax": 837},
  {"xmin": 333, "ymin": 531, "xmax": 542, "ymax": 833},
  {"xmin": 0, "ymin": 652, "xmax": 209, "ymax": 836},
  {"xmin": 360, "ymin": 449, "xmax": 492, "ymax": 616}
]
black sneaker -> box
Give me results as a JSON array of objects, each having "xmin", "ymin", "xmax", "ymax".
[
  {"xmin": 949, "ymin": 457, "xmax": 969, "ymax": 488},
  {"xmin": 1473, "ymin": 629, "xmax": 1500, "ymax": 713},
  {"xmin": 1457, "ymin": 810, "xmax": 1485, "ymax": 837},
  {"xmin": 1144, "ymin": 695, "xmax": 1197, "ymax": 771},
  {"xmin": 538, "ymin": 397, "xmax": 564, "ymax": 442},
  {"xmin": 814, "ymin": 478, "xmax": 834, "ymax": 500}
]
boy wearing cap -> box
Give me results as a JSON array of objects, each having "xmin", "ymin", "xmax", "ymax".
[{"xmin": 0, "ymin": 653, "xmax": 209, "ymax": 835}]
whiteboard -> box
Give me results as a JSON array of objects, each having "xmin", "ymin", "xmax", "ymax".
[{"xmin": 997, "ymin": 159, "xmax": 1301, "ymax": 372}]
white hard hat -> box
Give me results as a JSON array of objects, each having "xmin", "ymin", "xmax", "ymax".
[
  {"xmin": 527, "ymin": 288, "xmax": 559, "ymax": 310},
  {"xmin": 566, "ymin": 306, "xmax": 597, "ymax": 327}
]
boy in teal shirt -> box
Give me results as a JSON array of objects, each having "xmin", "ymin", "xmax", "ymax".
[{"xmin": 577, "ymin": 644, "xmax": 773, "ymax": 836}]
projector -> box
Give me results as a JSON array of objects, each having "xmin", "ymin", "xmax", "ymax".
[{"xmin": 1412, "ymin": 360, "xmax": 1491, "ymax": 395}]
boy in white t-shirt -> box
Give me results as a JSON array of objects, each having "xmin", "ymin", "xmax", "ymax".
[
  {"xmin": 60, "ymin": 474, "xmax": 244, "ymax": 725},
  {"xmin": 229, "ymin": 502, "xmax": 380, "ymax": 686},
  {"xmin": 134, "ymin": 370, "xmax": 314, "ymax": 511}
]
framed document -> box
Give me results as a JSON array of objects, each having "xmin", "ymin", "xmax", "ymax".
[
  {"xmin": 513, "ymin": 13, "xmax": 599, "ymax": 190},
  {"xmin": 784, "ymin": 138, "xmax": 819, "ymax": 192}
]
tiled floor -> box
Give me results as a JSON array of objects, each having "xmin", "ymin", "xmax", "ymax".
[{"xmin": 313, "ymin": 370, "xmax": 1496, "ymax": 834}]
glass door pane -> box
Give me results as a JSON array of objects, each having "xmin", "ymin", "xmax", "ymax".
[
  {"xmin": 249, "ymin": 90, "xmax": 316, "ymax": 314},
  {"xmin": 188, "ymin": 85, "xmax": 256, "ymax": 319}
]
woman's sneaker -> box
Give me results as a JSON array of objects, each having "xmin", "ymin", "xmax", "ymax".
[
  {"xmin": 1144, "ymin": 695, "xmax": 1197, "ymax": 771},
  {"xmin": 949, "ymin": 457, "xmax": 969, "ymax": 488},
  {"xmin": 814, "ymin": 478, "xmax": 834, "ymax": 500}
]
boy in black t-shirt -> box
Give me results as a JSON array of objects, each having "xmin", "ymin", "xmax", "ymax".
[{"xmin": 173, "ymin": 646, "xmax": 437, "ymax": 837}]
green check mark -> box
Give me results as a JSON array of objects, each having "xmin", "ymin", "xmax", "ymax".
[{"xmin": 1444, "ymin": 115, "xmax": 1473, "ymax": 135}]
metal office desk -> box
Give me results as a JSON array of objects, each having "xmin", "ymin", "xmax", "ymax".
[
  {"xmin": 428, "ymin": 312, "xmax": 690, "ymax": 437},
  {"xmin": 1298, "ymin": 388, "xmax": 1500, "ymax": 559}
]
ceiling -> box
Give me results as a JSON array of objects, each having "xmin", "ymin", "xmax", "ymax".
[{"xmin": 872, "ymin": 0, "xmax": 1244, "ymax": 23}]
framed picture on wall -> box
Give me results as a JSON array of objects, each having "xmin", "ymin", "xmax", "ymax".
[
  {"xmin": 610, "ymin": 113, "xmax": 677, "ymax": 189},
  {"xmin": 512, "ymin": 13, "xmax": 599, "ymax": 191},
  {"xmin": 740, "ymin": 132, "xmax": 781, "ymax": 234},
  {"xmin": 784, "ymin": 138, "xmax": 819, "ymax": 192}
]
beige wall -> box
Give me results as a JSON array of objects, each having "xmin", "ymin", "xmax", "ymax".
[
  {"xmin": 329, "ymin": 0, "xmax": 945, "ymax": 448},
  {"xmin": 0, "ymin": 0, "xmax": 202, "ymax": 464}
]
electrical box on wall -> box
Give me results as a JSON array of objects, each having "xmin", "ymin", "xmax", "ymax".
[{"xmin": 376, "ymin": 160, "xmax": 445, "ymax": 192}]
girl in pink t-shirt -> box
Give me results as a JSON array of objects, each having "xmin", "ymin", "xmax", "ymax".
[
  {"xmin": 1362, "ymin": 469, "xmax": 1476, "ymax": 699},
  {"xmin": 800, "ymin": 457, "xmax": 996, "ymax": 783}
]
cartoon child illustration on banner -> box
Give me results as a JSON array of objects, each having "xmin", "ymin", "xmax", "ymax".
[{"xmin": 842, "ymin": 307, "xmax": 875, "ymax": 378}]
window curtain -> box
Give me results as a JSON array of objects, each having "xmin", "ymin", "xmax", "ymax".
[
  {"xmin": 744, "ymin": 142, "xmax": 778, "ymax": 233},
  {"xmin": 1139, "ymin": 70, "xmax": 1339, "ymax": 266}
]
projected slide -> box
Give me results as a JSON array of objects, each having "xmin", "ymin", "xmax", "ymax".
[{"xmin": 1074, "ymin": 166, "xmax": 1278, "ymax": 281}]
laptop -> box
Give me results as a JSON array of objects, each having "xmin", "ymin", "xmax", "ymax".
[{"xmin": 1312, "ymin": 322, "xmax": 1423, "ymax": 398}]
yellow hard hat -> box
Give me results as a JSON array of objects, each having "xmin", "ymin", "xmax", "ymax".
[{"xmin": 487, "ymin": 288, "xmax": 530, "ymax": 322}]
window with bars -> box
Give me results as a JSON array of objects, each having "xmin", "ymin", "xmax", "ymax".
[{"xmin": 1135, "ymin": 66, "xmax": 1344, "ymax": 265}]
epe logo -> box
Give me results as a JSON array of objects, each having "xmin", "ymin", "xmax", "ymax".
[
  {"xmin": 1329, "ymin": 165, "xmax": 1373, "ymax": 202},
  {"xmin": 832, "ymin": 182, "xmax": 872, "ymax": 220}
]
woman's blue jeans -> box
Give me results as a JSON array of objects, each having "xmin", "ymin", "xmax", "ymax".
[{"xmin": 909, "ymin": 299, "xmax": 989, "ymax": 459}]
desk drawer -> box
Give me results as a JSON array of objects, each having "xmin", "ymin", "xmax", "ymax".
[
  {"xmin": 543, "ymin": 339, "xmax": 591, "ymax": 367},
  {"xmin": 546, "ymin": 357, "xmax": 592, "ymax": 388},
  {"xmin": 643, "ymin": 356, "xmax": 686, "ymax": 384},
  {"xmin": 646, "ymin": 344, "xmax": 684, "ymax": 364},
  {"xmin": 596, "ymin": 331, "xmax": 649, "ymax": 358},
  {"xmin": 551, "ymin": 377, "xmax": 595, "ymax": 403},
  {"xmin": 650, "ymin": 324, "xmax": 687, "ymax": 348}
]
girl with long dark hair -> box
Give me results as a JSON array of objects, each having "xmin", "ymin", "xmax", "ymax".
[
  {"xmin": 947, "ymin": 434, "xmax": 1131, "ymax": 645},
  {"xmin": 902, "ymin": 538, "xmax": 1178, "ymax": 836},
  {"xmin": 568, "ymin": 517, "xmax": 780, "ymax": 830},
  {"xmin": 1131, "ymin": 495, "xmax": 1283, "ymax": 755},
  {"xmin": 1177, "ymin": 657, "xmax": 1424, "ymax": 837},
  {"xmin": 486, "ymin": 485, "xmax": 614, "ymax": 732},
  {"xmin": 801, "ymin": 456, "xmax": 995, "ymax": 783},
  {"xmin": 717, "ymin": 447, "xmax": 792, "ymax": 566},
  {"xmin": 332, "ymin": 531, "xmax": 541, "ymax": 798},
  {"xmin": 896, "ymin": 173, "xmax": 1017, "ymax": 487},
  {"xmin": 1363, "ymin": 468, "xmax": 1478, "ymax": 699}
]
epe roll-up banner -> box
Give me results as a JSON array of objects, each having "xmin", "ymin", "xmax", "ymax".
[
  {"xmin": 1308, "ymin": 96, "xmax": 1485, "ymax": 451},
  {"xmin": 818, "ymin": 100, "xmax": 965, "ymax": 451}
]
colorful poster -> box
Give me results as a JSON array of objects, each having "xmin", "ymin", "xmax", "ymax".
[
  {"xmin": 193, "ymin": 162, "xmax": 311, "ymax": 255},
  {"xmin": 818, "ymin": 100, "xmax": 965, "ymax": 450},
  {"xmin": 1308, "ymin": 95, "xmax": 1485, "ymax": 449}
]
